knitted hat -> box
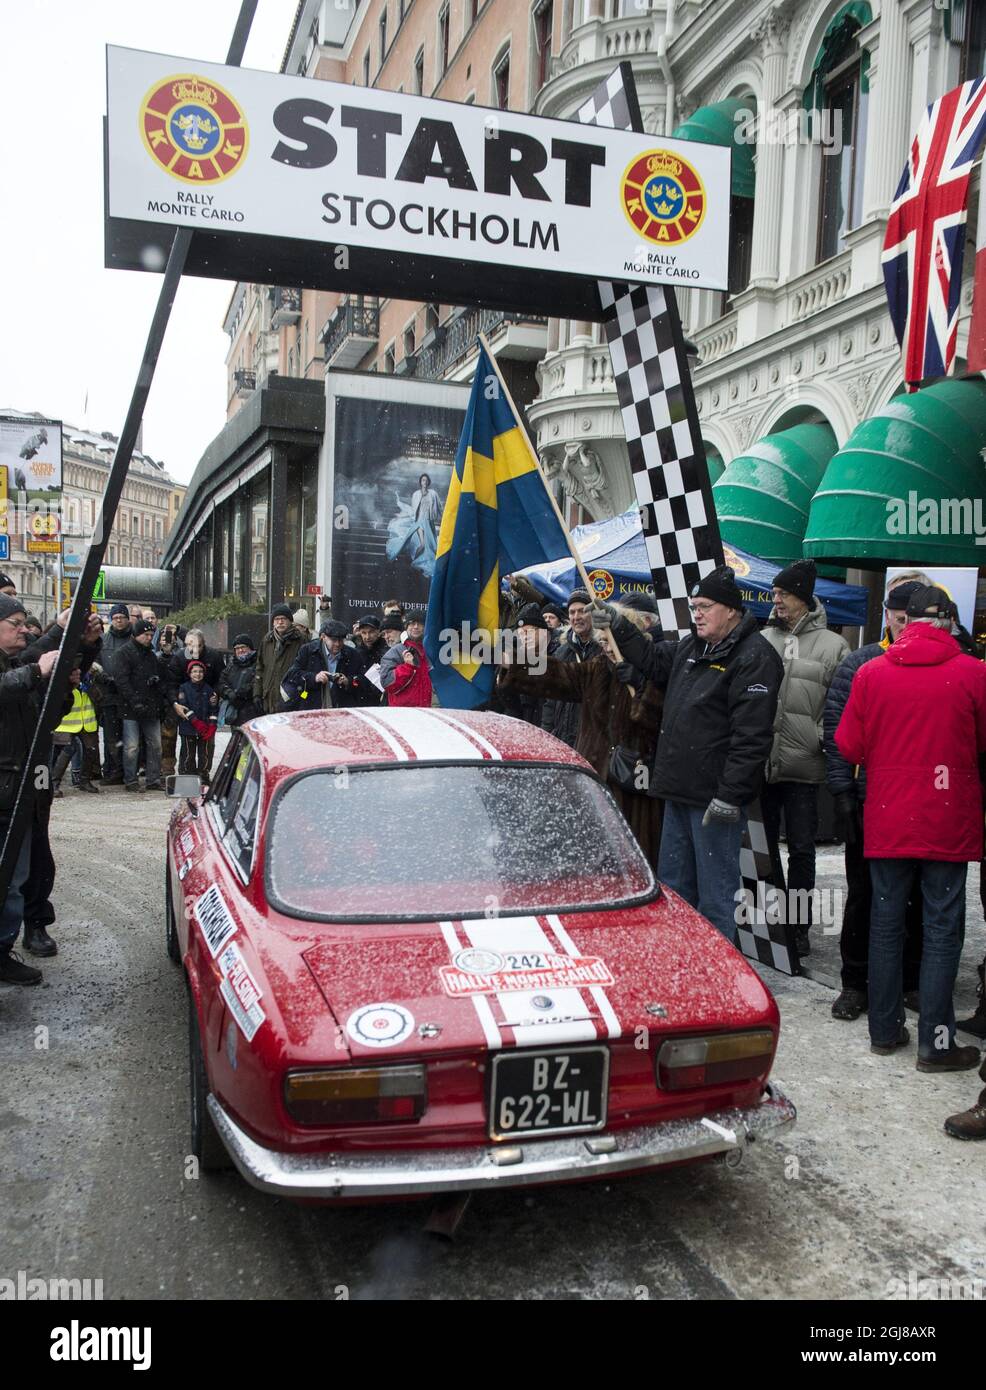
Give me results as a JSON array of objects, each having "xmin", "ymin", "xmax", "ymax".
[
  {"xmin": 0, "ymin": 573, "xmax": 15, "ymax": 592},
  {"xmin": 381, "ymin": 614, "xmax": 403, "ymax": 633},
  {"xmin": 186, "ymin": 659, "xmax": 207, "ymax": 675},
  {"xmin": 133, "ymin": 619, "xmax": 155, "ymax": 636},
  {"xmin": 293, "ymin": 608, "xmax": 309, "ymax": 627},
  {"xmin": 405, "ymin": 609, "xmax": 426, "ymax": 627},
  {"xmin": 884, "ymin": 580, "xmax": 923, "ymax": 611},
  {"xmin": 320, "ymin": 620, "xmax": 348, "ymax": 640},
  {"xmin": 0, "ymin": 595, "xmax": 27, "ymax": 621},
  {"xmin": 356, "ymin": 612, "xmax": 381, "ymax": 630},
  {"xmin": 772, "ymin": 559, "xmax": 817, "ymax": 603},
  {"xmin": 905, "ymin": 584, "xmax": 958, "ymax": 622},
  {"xmin": 270, "ymin": 603, "xmax": 293, "ymax": 621},
  {"xmin": 516, "ymin": 602, "xmax": 547, "ymax": 629},
  {"xmin": 691, "ymin": 565, "xmax": 744, "ymax": 612},
  {"xmin": 110, "ymin": 602, "xmax": 130, "ymax": 618},
  {"xmin": 568, "ymin": 589, "xmax": 591, "ymax": 607},
  {"xmin": 231, "ymin": 633, "xmax": 255, "ymax": 649},
  {"xmin": 621, "ymin": 592, "xmax": 661, "ymax": 617},
  {"xmin": 543, "ymin": 603, "xmax": 567, "ymax": 622}
]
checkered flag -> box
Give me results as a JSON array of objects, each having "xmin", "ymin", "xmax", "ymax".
[{"xmin": 578, "ymin": 65, "xmax": 799, "ymax": 976}]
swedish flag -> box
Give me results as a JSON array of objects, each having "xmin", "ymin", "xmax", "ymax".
[{"xmin": 425, "ymin": 342, "xmax": 571, "ymax": 708}]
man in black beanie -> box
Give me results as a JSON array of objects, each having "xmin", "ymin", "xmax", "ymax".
[
  {"xmin": 760, "ymin": 558, "xmax": 848, "ymax": 958},
  {"xmin": 823, "ymin": 576, "xmax": 927, "ymax": 1020},
  {"xmin": 595, "ymin": 566, "xmax": 783, "ymax": 943}
]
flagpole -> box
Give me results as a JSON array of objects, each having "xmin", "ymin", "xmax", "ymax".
[{"xmin": 476, "ymin": 332, "xmax": 629, "ymax": 670}]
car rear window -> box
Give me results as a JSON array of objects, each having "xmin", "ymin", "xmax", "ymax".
[{"xmin": 265, "ymin": 763, "xmax": 656, "ymax": 921}]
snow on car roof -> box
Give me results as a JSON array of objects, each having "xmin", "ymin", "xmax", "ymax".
[{"xmin": 243, "ymin": 707, "xmax": 591, "ymax": 778}]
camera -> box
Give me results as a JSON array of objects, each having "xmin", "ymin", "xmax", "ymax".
[{"xmin": 147, "ymin": 674, "xmax": 161, "ymax": 690}]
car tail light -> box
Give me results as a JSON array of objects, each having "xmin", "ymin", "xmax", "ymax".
[
  {"xmin": 285, "ymin": 1065, "xmax": 427, "ymax": 1125},
  {"xmin": 656, "ymin": 1031, "xmax": 774, "ymax": 1091}
]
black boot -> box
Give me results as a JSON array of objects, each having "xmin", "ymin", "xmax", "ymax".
[
  {"xmin": 958, "ymin": 962, "xmax": 986, "ymax": 1040},
  {"xmin": 23, "ymin": 925, "xmax": 57, "ymax": 958},
  {"xmin": 0, "ymin": 950, "xmax": 43, "ymax": 985}
]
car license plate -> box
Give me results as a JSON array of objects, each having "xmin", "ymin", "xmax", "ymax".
[{"xmin": 489, "ymin": 1046, "xmax": 609, "ymax": 1140}]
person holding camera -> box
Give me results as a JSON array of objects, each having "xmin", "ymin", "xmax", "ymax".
[
  {"xmin": 379, "ymin": 610, "xmax": 432, "ymax": 707},
  {"xmin": 282, "ymin": 620, "xmax": 369, "ymax": 709},
  {"xmin": 218, "ymin": 634, "xmax": 262, "ymax": 727},
  {"xmin": 113, "ymin": 619, "xmax": 167, "ymax": 792}
]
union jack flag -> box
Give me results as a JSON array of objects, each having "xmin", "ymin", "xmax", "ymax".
[{"xmin": 882, "ymin": 78, "xmax": 986, "ymax": 388}]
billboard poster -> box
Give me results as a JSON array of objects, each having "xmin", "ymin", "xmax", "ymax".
[
  {"xmin": 0, "ymin": 415, "xmax": 62, "ymax": 493},
  {"xmin": 105, "ymin": 48, "xmax": 731, "ymax": 311},
  {"xmin": 330, "ymin": 396, "xmax": 466, "ymax": 631},
  {"xmin": 886, "ymin": 565, "xmax": 979, "ymax": 634}
]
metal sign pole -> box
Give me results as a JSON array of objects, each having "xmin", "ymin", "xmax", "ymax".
[{"xmin": 0, "ymin": 0, "xmax": 258, "ymax": 907}]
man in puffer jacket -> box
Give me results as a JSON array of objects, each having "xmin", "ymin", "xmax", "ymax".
[
  {"xmin": 380, "ymin": 611, "xmax": 432, "ymax": 707},
  {"xmin": 836, "ymin": 586, "xmax": 986, "ymax": 1071},
  {"xmin": 759, "ymin": 560, "xmax": 848, "ymax": 958},
  {"xmin": 823, "ymin": 578, "xmax": 925, "ymax": 1020}
]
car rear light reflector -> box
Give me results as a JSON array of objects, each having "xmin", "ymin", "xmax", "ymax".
[
  {"xmin": 285, "ymin": 1065, "xmax": 427, "ymax": 1125},
  {"xmin": 656, "ymin": 1031, "xmax": 774, "ymax": 1091}
]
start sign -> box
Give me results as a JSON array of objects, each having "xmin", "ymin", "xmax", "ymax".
[{"xmin": 105, "ymin": 48, "xmax": 731, "ymax": 317}]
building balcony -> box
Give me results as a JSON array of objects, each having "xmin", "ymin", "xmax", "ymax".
[
  {"xmin": 320, "ymin": 300, "xmax": 380, "ymax": 368},
  {"xmin": 270, "ymin": 287, "xmax": 302, "ymax": 328},
  {"xmin": 536, "ymin": 11, "xmax": 668, "ymax": 122},
  {"xmin": 415, "ymin": 307, "xmax": 548, "ymax": 382},
  {"xmin": 233, "ymin": 369, "xmax": 257, "ymax": 398}
]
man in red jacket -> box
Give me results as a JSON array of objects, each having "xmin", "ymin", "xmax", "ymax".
[
  {"xmin": 836, "ymin": 586, "xmax": 986, "ymax": 1071},
  {"xmin": 380, "ymin": 611, "xmax": 432, "ymax": 707}
]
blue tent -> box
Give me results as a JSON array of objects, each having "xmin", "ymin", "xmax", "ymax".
[{"xmin": 516, "ymin": 508, "xmax": 869, "ymax": 626}]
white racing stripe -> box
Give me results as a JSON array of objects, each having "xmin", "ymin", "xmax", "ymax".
[
  {"xmin": 430, "ymin": 710, "xmax": 503, "ymax": 760},
  {"xmin": 440, "ymin": 920, "xmax": 501, "ymax": 1048},
  {"xmin": 547, "ymin": 914, "xmax": 622, "ymax": 1040},
  {"xmin": 365, "ymin": 706, "xmax": 484, "ymax": 761},
  {"xmin": 461, "ymin": 918, "xmax": 598, "ymax": 1047},
  {"xmin": 347, "ymin": 708, "xmax": 410, "ymax": 760}
]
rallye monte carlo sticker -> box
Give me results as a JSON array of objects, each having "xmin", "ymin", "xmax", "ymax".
[
  {"xmin": 346, "ymin": 1003, "xmax": 415, "ymax": 1049},
  {"xmin": 193, "ymin": 884, "xmax": 237, "ymax": 958},
  {"xmin": 439, "ymin": 916, "xmax": 621, "ymax": 1050},
  {"xmin": 140, "ymin": 74, "xmax": 248, "ymax": 184}
]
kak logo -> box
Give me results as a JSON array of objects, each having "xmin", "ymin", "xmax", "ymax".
[
  {"xmin": 140, "ymin": 74, "xmax": 248, "ymax": 184},
  {"xmin": 587, "ymin": 568, "xmax": 615, "ymax": 600},
  {"xmin": 621, "ymin": 150, "xmax": 706, "ymax": 245}
]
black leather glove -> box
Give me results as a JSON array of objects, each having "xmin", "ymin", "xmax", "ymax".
[
  {"xmin": 833, "ymin": 792, "xmax": 860, "ymax": 847},
  {"xmin": 614, "ymin": 661, "xmax": 638, "ymax": 686}
]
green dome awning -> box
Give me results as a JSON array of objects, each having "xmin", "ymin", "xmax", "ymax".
[
  {"xmin": 705, "ymin": 443, "xmax": 725, "ymax": 486},
  {"xmin": 803, "ymin": 378, "xmax": 986, "ymax": 568},
  {"xmin": 672, "ymin": 98, "xmax": 755, "ymax": 200},
  {"xmin": 712, "ymin": 423, "xmax": 838, "ymax": 565},
  {"xmin": 803, "ymin": 2, "xmax": 872, "ymax": 109}
]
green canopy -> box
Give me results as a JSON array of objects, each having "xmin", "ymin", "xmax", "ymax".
[
  {"xmin": 712, "ymin": 423, "xmax": 838, "ymax": 565},
  {"xmin": 705, "ymin": 443, "xmax": 725, "ymax": 486},
  {"xmin": 803, "ymin": 1, "xmax": 872, "ymax": 109},
  {"xmin": 803, "ymin": 378, "xmax": 986, "ymax": 568},
  {"xmin": 672, "ymin": 98, "xmax": 755, "ymax": 200}
]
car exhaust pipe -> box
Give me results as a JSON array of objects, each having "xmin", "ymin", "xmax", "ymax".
[{"xmin": 423, "ymin": 1191, "xmax": 473, "ymax": 1240}]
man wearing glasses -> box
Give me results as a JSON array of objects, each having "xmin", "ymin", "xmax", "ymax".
[{"xmin": 595, "ymin": 566, "xmax": 782, "ymax": 943}]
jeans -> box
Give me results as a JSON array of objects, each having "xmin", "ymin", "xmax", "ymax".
[
  {"xmin": 761, "ymin": 781, "xmax": 819, "ymax": 928},
  {"xmin": 658, "ymin": 800, "xmax": 746, "ymax": 944},
  {"xmin": 869, "ymin": 858, "xmax": 966, "ymax": 1055},
  {"xmin": 840, "ymin": 804, "xmax": 923, "ymax": 992},
  {"xmin": 122, "ymin": 718, "xmax": 161, "ymax": 787},
  {"xmin": 0, "ymin": 814, "xmax": 33, "ymax": 953}
]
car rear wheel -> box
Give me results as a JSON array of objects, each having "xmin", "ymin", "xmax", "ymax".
[
  {"xmin": 188, "ymin": 992, "xmax": 233, "ymax": 1172},
  {"xmin": 165, "ymin": 856, "xmax": 180, "ymax": 964}
]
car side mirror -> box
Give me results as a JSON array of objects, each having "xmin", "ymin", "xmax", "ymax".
[{"xmin": 168, "ymin": 774, "xmax": 203, "ymax": 799}]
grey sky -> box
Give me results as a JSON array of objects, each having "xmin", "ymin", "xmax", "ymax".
[{"xmin": 0, "ymin": 1, "xmax": 292, "ymax": 485}]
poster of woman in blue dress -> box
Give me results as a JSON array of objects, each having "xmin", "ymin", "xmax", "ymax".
[{"xmin": 386, "ymin": 473, "xmax": 445, "ymax": 577}]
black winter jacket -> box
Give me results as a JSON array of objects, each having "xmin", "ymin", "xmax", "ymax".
[
  {"xmin": 100, "ymin": 624, "xmax": 133, "ymax": 704},
  {"xmin": 217, "ymin": 652, "xmax": 262, "ymax": 726},
  {"xmin": 163, "ymin": 643, "xmax": 224, "ymax": 702},
  {"xmin": 282, "ymin": 639, "xmax": 372, "ymax": 710},
  {"xmin": 614, "ymin": 610, "xmax": 783, "ymax": 808},
  {"xmin": 541, "ymin": 631, "xmax": 600, "ymax": 747},
  {"xmin": 113, "ymin": 639, "xmax": 167, "ymax": 720},
  {"xmin": 0, "ymin": 628, "xmax": 77, "ymax": 811},
  {"xmin": 823, "ymin": 641, "xmax": 884, "ymax": 800}
]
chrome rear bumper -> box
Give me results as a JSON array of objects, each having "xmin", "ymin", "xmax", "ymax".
[{"xmin": 207, "ymin": 1083, "xmax": 796, "ymax": 1200}]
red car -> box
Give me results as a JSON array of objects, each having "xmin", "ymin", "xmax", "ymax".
[{"xmin": 166, "ymin": 707, "xmax": 795, "ymax": 1199}]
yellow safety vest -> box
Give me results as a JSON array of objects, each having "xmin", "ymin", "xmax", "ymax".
[{"xmin": 56, "ymin": 688, "xmax": 98, "ymax": 735}]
